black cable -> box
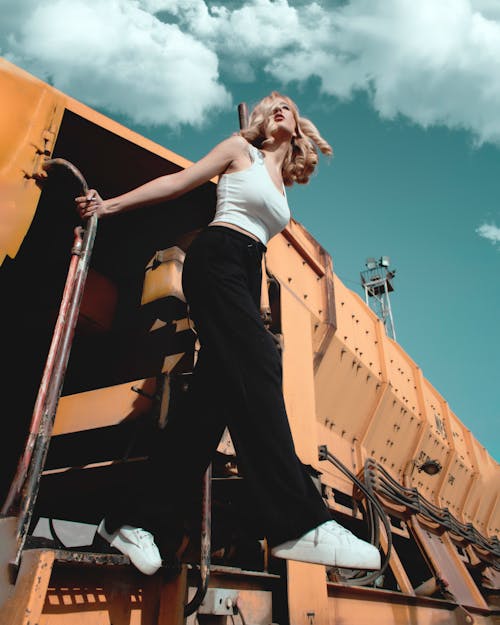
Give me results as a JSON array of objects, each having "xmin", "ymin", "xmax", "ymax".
[
  {"xmin": 364, "ymin": 458, "xmax": 500, "ymax": 560},
  {"xmin": 237, "ymin": 605, "xmax": 247, "ymax": 625},
  {"xmin": 318, "ymin": 446, "xmax": 392, "ymax": 586}
]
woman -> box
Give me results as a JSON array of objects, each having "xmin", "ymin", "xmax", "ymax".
[{"xmin": 76, "ymin": 92, "xmax": 380, "ymax": 575}]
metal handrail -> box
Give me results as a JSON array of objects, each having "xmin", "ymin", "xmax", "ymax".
[{"xmin": 1, "ymin": 158, "xmax": 97, "ymax": 568}]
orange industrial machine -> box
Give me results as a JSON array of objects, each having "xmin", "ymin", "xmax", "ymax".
[{"xmin": 0, "ymin": 58, "xmax": 499, "ymax": 625}]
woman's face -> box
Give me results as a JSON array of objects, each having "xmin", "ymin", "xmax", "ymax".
[{"xmin": 268, "ymin": 97, "xmax": 297, "ymax": 138}]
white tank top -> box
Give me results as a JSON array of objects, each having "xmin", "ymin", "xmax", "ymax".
[{"xmin": 210, "ymin": 144, "xmax": 291, "ymax": 245}]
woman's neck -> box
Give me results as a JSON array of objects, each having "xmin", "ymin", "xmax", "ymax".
[{"xmin": 261, "ymin": 137, "xmax": 291, "ymax": 174}]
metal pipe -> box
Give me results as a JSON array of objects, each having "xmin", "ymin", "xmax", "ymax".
[
  {"xmin": 1, "ymin": 158, "xmax": 98, "ymax": 567},
  {"xmin": 238, "ymin": 102, "xmax": 249, "ymax": 130},
  {"xmin": 184, "ymin": 464, "xmax": 212, "ymax": 616}
]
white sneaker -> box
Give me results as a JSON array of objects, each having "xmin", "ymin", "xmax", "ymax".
[
  {"xmin": 97, "ymin": 520, "xmax": 162, "ymax": 575},
  {"xmin": 271, "ymin": 520, "xmax": 381, "ymax": 570}
]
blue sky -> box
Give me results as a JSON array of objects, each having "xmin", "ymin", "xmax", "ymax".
[{"xmin": 2, "ymin": 0, "xmax": 499, "ymax": 460}]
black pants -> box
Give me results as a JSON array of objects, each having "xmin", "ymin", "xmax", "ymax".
[{"xmin": 106, "ymin": 226, "xmax": 330, "ymax": 546}]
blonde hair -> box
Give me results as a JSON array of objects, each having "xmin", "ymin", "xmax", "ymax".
[{"xmin": 240, "ymin": 91, "xmax": 333, "ymax": 186}]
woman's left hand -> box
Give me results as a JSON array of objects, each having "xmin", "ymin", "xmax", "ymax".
[{"xmin": 75, "ymin": 189, "xmax": 106, "ymax": 219}]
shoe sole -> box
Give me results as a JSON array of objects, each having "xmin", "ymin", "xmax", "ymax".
[{"xmin": 271, "ymin": 542, "xmax": 381, "ymax": 570}]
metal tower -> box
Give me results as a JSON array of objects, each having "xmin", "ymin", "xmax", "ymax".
[{"xmin": 360, "ymin": 256, "xmax": 397, "ymax": 340}]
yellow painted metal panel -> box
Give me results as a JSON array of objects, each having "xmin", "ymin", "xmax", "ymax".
[
  {"xmin": 329, "ymin": 275, "xmax": 383, "ymax": 377},
  {"xmin": 363, "ymin": 386, "xmax": 424, "ymax": 476},
  {"xmin": 421, "ymin": 379, "xmax": 451, "ymax": 446},
  {"xmin": 447, "ymin": 408, "xmax": 476, "ymax": 467},
  {"xmin": 288, "ymin": 561, "xmax": 331, "ymax": 625},
  {"xmin": 53, "ymin": 378, "xmax": 157, "ymax": 435},
  {"xmin": 384, "ymin": 339, "xmax": 421, "ymax": 417},
  {"xmin": 315, "ymin": 334, "xmax": 382, "ymax": 448},
  {"xmin": 0, "ymin": 58, "xmax": 65, "ymax": 264},
  {"xmin": 280, "ymin": 286, "xmax": 320, "ymax": 465},
  {"xmin": 267, "ymin": 229, "xmax": 328, "ymax": 323}
]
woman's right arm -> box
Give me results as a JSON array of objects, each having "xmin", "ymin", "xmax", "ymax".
[{"xmin": 76, "ymin": 135, "xmax": 247, "ymax": 219}]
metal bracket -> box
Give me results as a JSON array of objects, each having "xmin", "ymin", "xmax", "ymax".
[{"xmin": 198, "ymin": 588, "xmax": 239, "ymax": 616}]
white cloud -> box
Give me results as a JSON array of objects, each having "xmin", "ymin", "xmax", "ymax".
[
  {"xmin": 265, "ymin": 0, "xmax": 500, "ymax": 144},
  {"xmin": 476, "ymin": 222, "xmax": 500, "ymax": 246},
  {"xmin": 1, "ymin": 0, "xmax": 231, "ymax": 127},
  {"xmin": 2, "ymin": 0, "xmax": 500, "ymax": 141}
]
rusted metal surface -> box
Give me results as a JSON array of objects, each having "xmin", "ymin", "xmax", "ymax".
[
  {"xmin": 159, "ymin": 565, "xmax": 188, "ymax": 625},
  {"xmin": 409, "ymin": 517, "xmax": 489, "ymax": 611},
  {"xmin": 327, "ymin": 583, "xmax": 497, "ymax": 625},
  {"xmin": 184, "ymin": 464, "xmax": 212, "ymax": 616},
  {"xmin": 1, "ymin": 158, "xmax": 98, "ymax": 570}
]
